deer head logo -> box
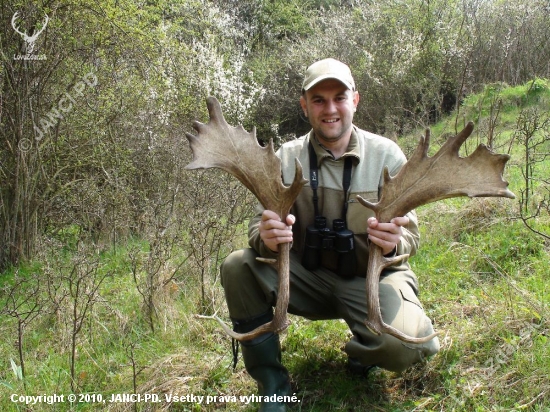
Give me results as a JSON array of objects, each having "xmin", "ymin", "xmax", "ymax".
[{"xmin": 11, "ymin": 12, "xmax": 49, "ymax": 55}]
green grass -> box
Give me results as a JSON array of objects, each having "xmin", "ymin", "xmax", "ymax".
[{"xmin": 1, "ymin": 80, "xmax": 549, "ymax": 411}]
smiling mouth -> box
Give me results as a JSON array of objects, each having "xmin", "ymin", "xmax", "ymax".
[{"xmin": 323, "ymin": 119, "xmax": 339, "ymax": 123}]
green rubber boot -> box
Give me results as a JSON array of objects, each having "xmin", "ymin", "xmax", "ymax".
[{"xmin": 234, "ymin": 313, "xmax": 292, "ymax": 412}]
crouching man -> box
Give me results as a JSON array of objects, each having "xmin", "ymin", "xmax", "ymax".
[{"xmin": 221, "ymin": 58, "xmax": 440, "ymax": 411}]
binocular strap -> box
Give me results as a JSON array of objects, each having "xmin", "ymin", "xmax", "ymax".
[{"xmin": 308, "ymin": 140, "xmax": 353, "ymax": 223}]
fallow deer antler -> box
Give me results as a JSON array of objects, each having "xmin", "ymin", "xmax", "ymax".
[
  {"xmin": 185, "ymin": 97, "xmax": 307, "ymax": 341},
  {"xmin": 357, "ymin": 122, "xmax": 515, "ymax": 343}
]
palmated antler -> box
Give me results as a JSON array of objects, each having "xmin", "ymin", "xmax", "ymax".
[
  {"xmin": 185, "ymin": 97, "xmax": 307, "ymax": 341},
  {"xmin": 357, "ymin": 122, "xmax": 515, "ymax": 343}
]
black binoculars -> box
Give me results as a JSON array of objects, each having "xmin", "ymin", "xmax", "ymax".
[{"xmin": 302, "ymin": 216, "xmax": 356, "ymax": 278}]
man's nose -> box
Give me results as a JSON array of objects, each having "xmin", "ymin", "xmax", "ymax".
[{"xmin": 325, "ymin": 100, "xmax": 337, "ymax": 113}]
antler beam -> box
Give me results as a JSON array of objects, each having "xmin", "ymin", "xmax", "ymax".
[
  {"xmin": 357, "ymin": 122, "xmax": 515, "ymax": 343},
  {"xmin": 185, "ymin": 97, "xmax": 307, "ymax": 341}
]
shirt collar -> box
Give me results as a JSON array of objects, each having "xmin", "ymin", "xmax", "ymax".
[{"xmin": 307, "ymin": 127, "xmax": 361, "ymax": 167}]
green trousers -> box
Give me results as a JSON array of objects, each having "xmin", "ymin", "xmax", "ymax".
[{"xmin": 221, "ymin": 248, "xmax": 439, "ymax": 373}]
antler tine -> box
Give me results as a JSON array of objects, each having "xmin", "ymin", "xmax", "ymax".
[
  {"xmin": 204, "ymin": 94, "xmax": 230, "ymax": 130},
  {"xmin": 421, "ymin": 128, "xmax": 431, "ymax": 158},
  {"xmin": 361, "ymin": 123, "xmax": 515, "ymax": 344},
  {"xmin": 189, "ymin": 97, "xmax": 227, "ymax": 129},
  {"xmin": 447, "ymin": 121, "xmax": 474, "ymax": 153}
]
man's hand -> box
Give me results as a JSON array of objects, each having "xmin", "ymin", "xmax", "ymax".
[
  {"xmin": 259, "ymin": 210, "xmax": 295, "ymax": 252},
  {"xmin": 367, "ymin": 216, "xmax": 409, "ymax": 256}
]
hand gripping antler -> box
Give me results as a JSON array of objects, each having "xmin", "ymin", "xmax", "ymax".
[
  {"xmin": 357, "ymin": 122, "xmax": 515, "ymax": 343},
  {"xmin": 185, "ymin": 97, "xmax": 307, "ymax": 341}
]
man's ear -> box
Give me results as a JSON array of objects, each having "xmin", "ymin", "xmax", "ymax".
[
  {"xmin": 353, "ymin": 91, "xmax": 360, "ymax": 110},
  {"xmin": 300, "ymin": 95, "xmax": 308, "ymax": 117}
]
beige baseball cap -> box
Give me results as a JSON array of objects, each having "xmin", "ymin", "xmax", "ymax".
[{"xmin": 302, "ymin": 58, "xmax": 356, "ymax": 91}]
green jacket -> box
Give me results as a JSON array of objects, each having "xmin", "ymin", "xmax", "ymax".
[{"xmin": 248, "ymin": 126, "xmax": 419, "ymax": 277}]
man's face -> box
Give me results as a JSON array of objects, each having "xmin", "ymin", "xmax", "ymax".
[{"xmin": 300, "ymin": 79, "xmax": 360, "ymax": 147}]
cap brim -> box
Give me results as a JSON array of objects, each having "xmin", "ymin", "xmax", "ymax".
[{"xmin": 303, "ymin": 75, "xmax": 355, "ymax": 91}]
